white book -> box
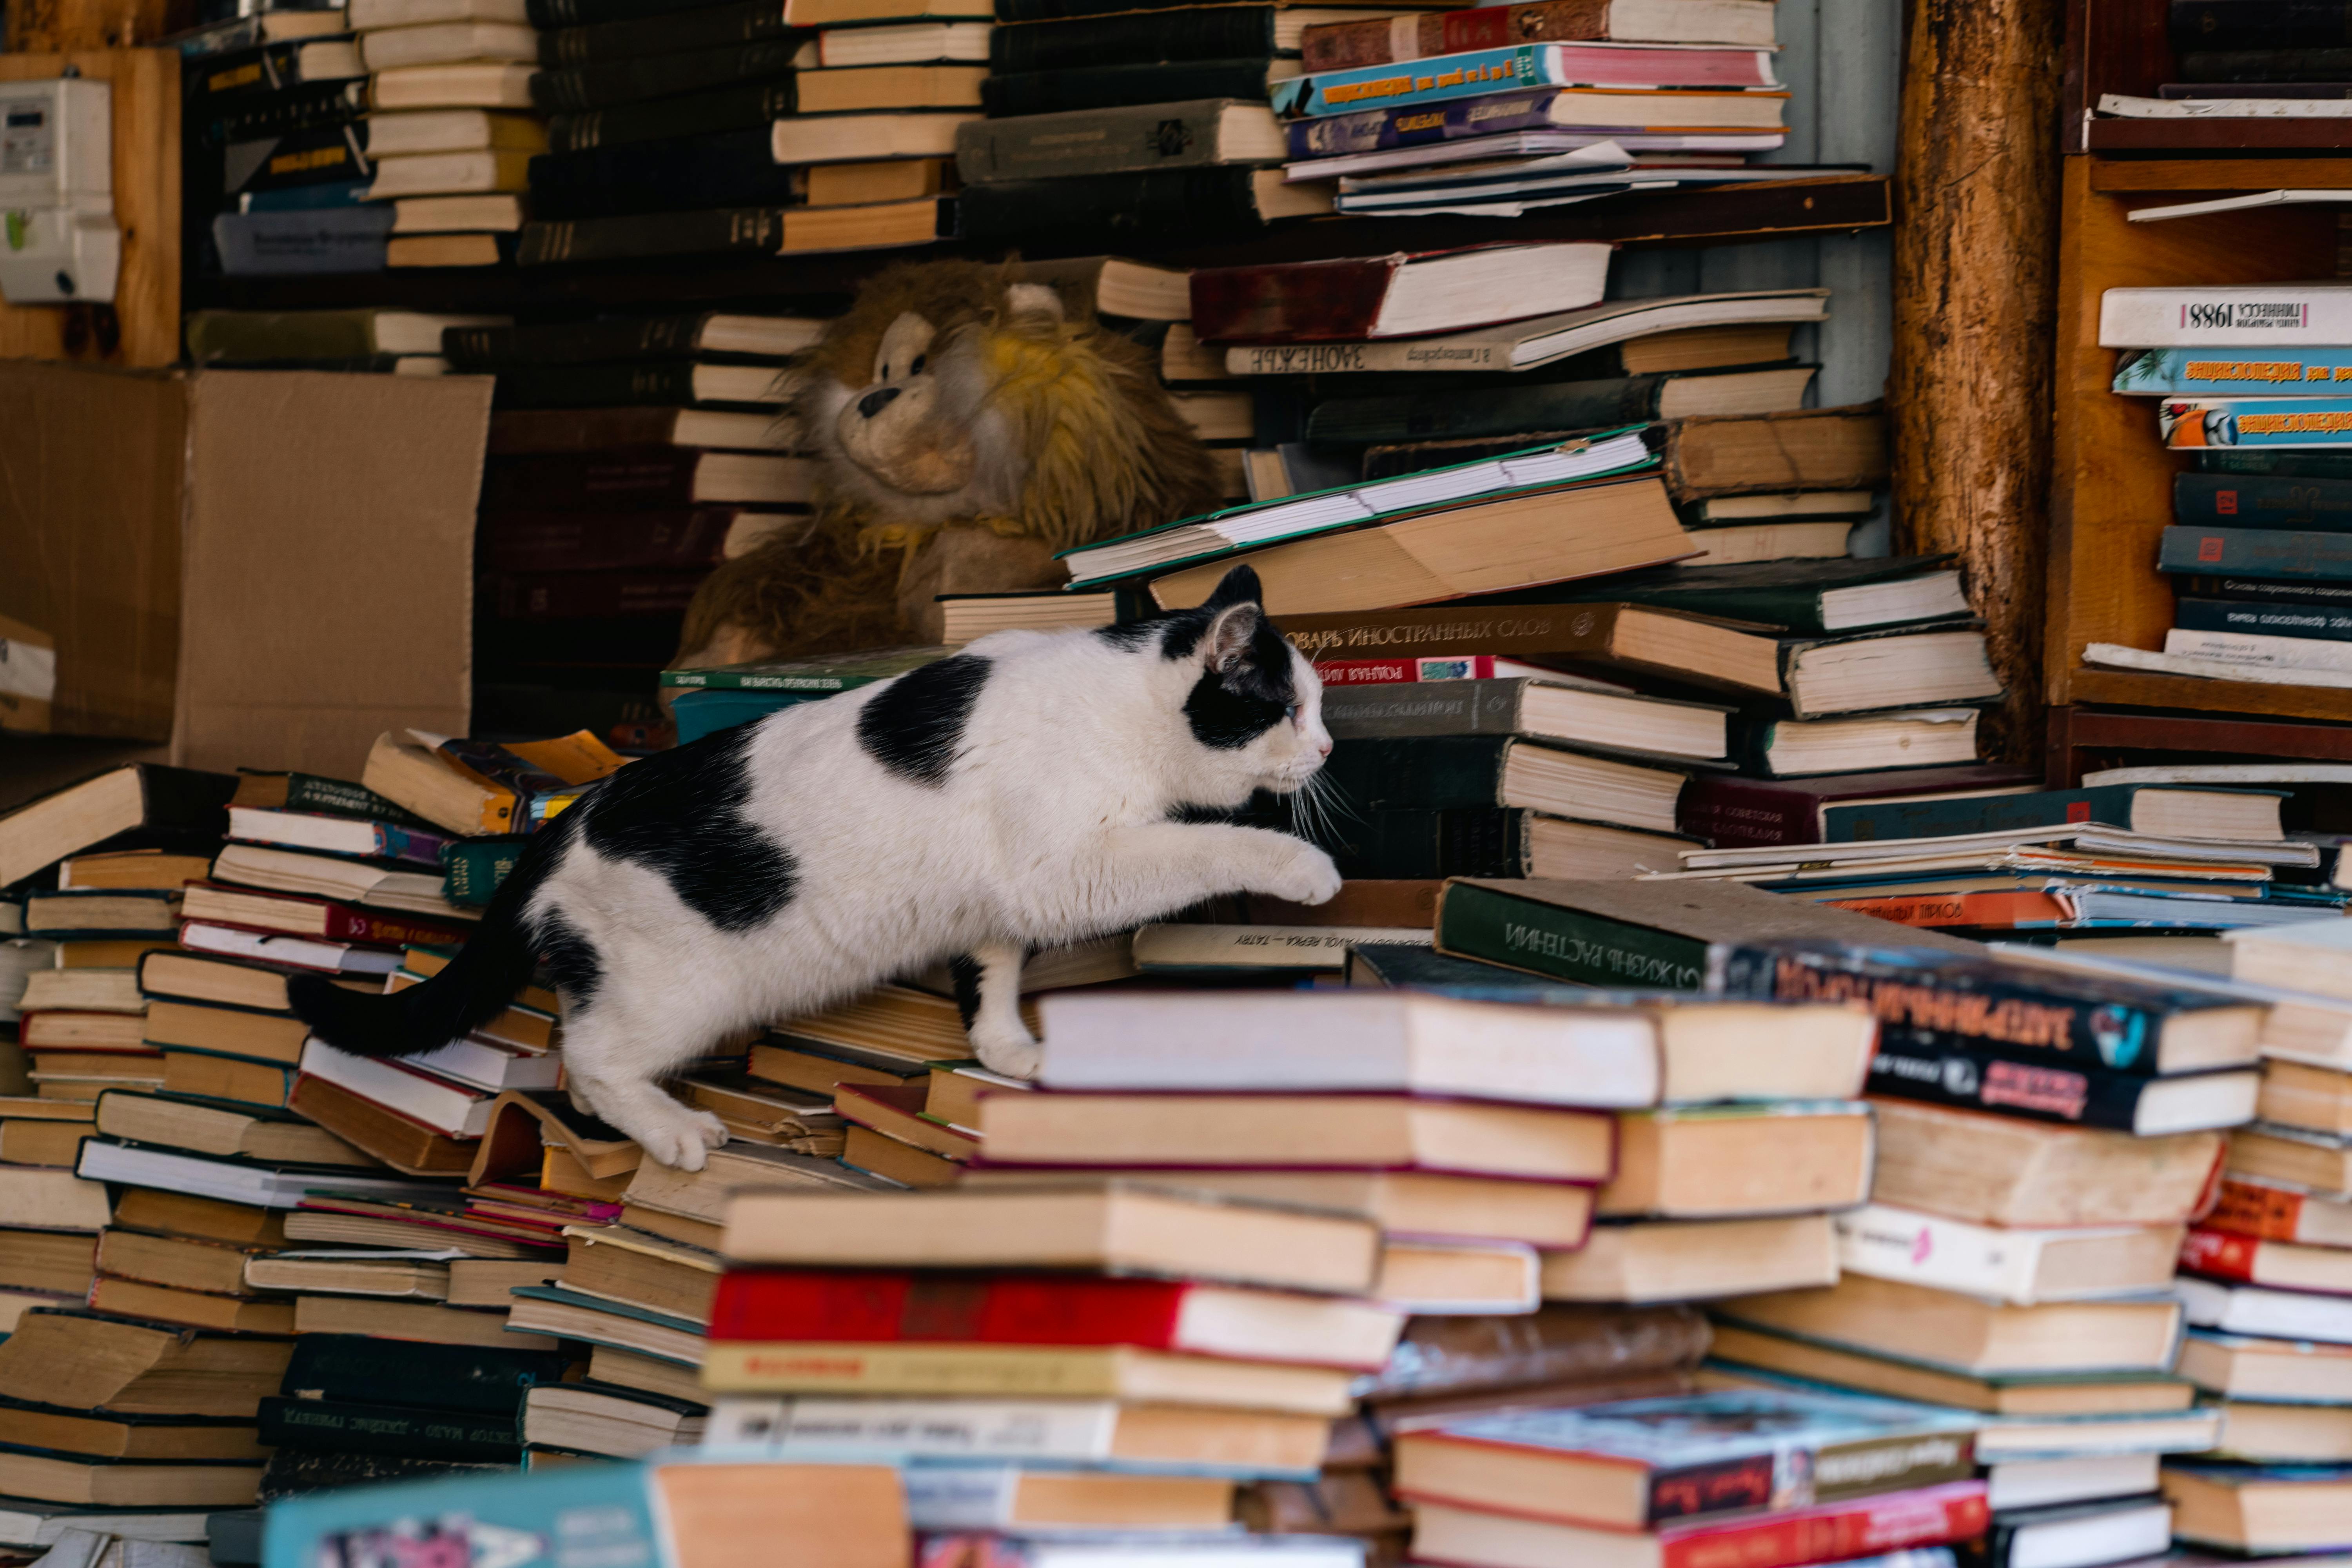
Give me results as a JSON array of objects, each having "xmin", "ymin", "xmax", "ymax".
[
  {"xmin": 75, "ymin": 1135, "xmax": 445, "ymax": 1208},
  {"xmin": 2178, "ymin": 1273, "xmax": 2352, "ymax": 1345},
  {"xmin": 2102, "ymin": 93, "xmax": 2352, "ymax": 120},
  {"xmin": 298, "ymin": 1037, "xmax": 493, "ymax": 1137},
  {"xmin": 396, "ymin": 1033, "xmax": 561, "ymax": 1093},
  {"xmin": 2167, "ymin": 628, "xmax": 2352, "ymax": 675},
  {"xmin": 2227, "ymin": 918, "xmax": 2352, "ymax": 1005},
  {"xmin": 2128, "ymin": 188, "xmax": 2352, "ymax": 224},
  {"xmin": 358, "ymin": 20, "xmax": 539, "ymax": 70},
  {"xmin": 2100, "ymin": 284, "xmax": 2352, "ymax": 347},
  {"xmin": 1129, "ymin": 924, "xmax": 1429, "ymax": 974},
  {"xmin": 1968, "ymin": 1407, "xmax": 2221, "ymax": 1463},
  {"xmin": 705, "ymin": 1395, "xmax": 1321, "ymax": 1477},
  {"xmin": 770, "ymin": 111, "xmax": 975, "ymax": 165},
  {"xmin": 350, "ymin": 0, "xmax": 527, "ymax": 29},
  {"xmin": 1034, "ymin": 988, "xmax": 1661, "ymax": 1107},
  {"xmin": 2085, "ymin": 641, "xmax": 2352, "ymax": 690},
  {"xmin": 1835, "ymin": 1205, "xmax": 2183, "ymax": 1305},
  {"xmin": 1987, "ymin": 1453, "xmax": 2162, "ymax": 1512},
  {"xmin": 178, "ymin": 920, "xmax": 403, "ymax": 975}
]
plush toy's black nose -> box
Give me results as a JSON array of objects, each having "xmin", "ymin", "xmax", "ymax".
[{"xmin": 858, "ymin": 386, "xmax": 901, "ymax": 419}]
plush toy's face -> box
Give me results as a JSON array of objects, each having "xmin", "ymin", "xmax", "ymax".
[{"xmin": 834, "ymin": 310, "xmax": 977, "ymax": 496}]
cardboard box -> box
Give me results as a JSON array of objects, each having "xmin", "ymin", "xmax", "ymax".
[{"xmin": 0, "ymin": 361, "xmax": 492, "ymax": 773}]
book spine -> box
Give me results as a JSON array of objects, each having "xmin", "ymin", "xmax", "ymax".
[
  {"xmin": 2109, "ymin": 290, "xmax": 2352, "ymax": 347},
  {"xmin": 988, "ymin": 8, "xmax": 1275, "ymax": 74},
  {"xmin": 1277, "ymin": 605, "xmax": 1618, "ymax": 662},
  {"xmin": 1303, "ymin": 374, "xmax": 1670, "ymax": 445},
  {"xmin": 1648, "ymin": 1436, "xmax": 1973, "ymax": 1525},
  {"xmin": 1812, "ymin": 888, "xmax": 2068, "ymax": 930},
  {"xmin": 1674, "ymin": 775, "xmax": 1818, "ymax": 848},
  {"xmin": 2176, "ymin": 596, "xmax": 2352, "ymax": 641},
  {"xmin": 958, "ymin": 168, "xmax": 1281, "ymax": 245},
  {"xmin": 1319, "ymin": 683, "xmax": 1532, "ymax": 740},
  {"xmin": 477, "ymin": 509, "xmax": 737, "ymax": 573},
  {"xmin": 2163, "ymin": 397, "xmax": 2352, "ymax": 451},
  {"xmin": 1865, "ymin": 1040, "xmax": 2176, "ymax": 1132},
  {"xmin": 2169, "ymin": 0, "xmax": 2352, "ymax": 51},
  {"xmin": 489, "ymin": 363, "xmax": 698, "ymax": 409},
  {"xmin": 1312, "ymin": 655, "xmax": 1499, "ymax": 686},
  {"xmin": 2117, "ymin": 347, "xmax": 2352, "ymax": 397},
  {"xmin": 450, "ymin": 315, "xmax": 706, "ymax": 368},
  {"xmin": 234, "ymin": 125, "xmax": 370, "ymax": 194},
  {"xmin": 1708, "ymin": 946, "xmax": 2179, "ymax": 1076},
  {"xmin": 441, "ymin": 840, "xmax": 524, "ymax": 908},
  {"xmin": 484, "ymin": 568, "xmax": 713, "ymax": 620},
  {"xmin": 284, "ymin": 774, "xmax": 423, "ymax": 824},
  {"xmin": 372, "ymin": 822, "xmax": 457, "ymax": 870},
  {"xmin": 319, "ymin": 905, "xmax": 475, "ymax": 947},
  {"xmin": 1187, "ymin": 254, "xmax": 1397, "ymax": 345},
  {"xmin": 2179, "ymin": 1225, "xmax": 2268, "ymax": 1285},
  {"xmin": 1837, "ymin": 1208, "xmax": 2042, "ymax": 1300},
  {"xmin": 1321, "ymin": 806, "xmax": 1527, "ymax": 879},
  {"xmin": 546, "ymin": 80, "xmax": 796, "ymax": 154},
  {"xmin": 2160, "ymin": 525, "xmax": 2352, "ymax": 581},
  {"xmin": 2206, "ymin": 1178, "xmax": 2310, "ymax": 1243},
  {"xmin": 1818, "ymin": 786, "xmax": 2125, "ymax": 844},
  {"xmin": 1298, "ymin": 13, "xmax": 1435, "ymax": 71},
  {"xmin": 530, "ymin": 39, "xmax": 802, "ymax": 110},
  {"xmin": 2177, "ymin": 471, "xmax": 2352, "ymax": 532},
  {"xmin": 708, "ymin": 1272, "xmax": 1194, "ymax": 1345},
  {"xmin": 2183, "ymin": 572, "xmax": 2352, "ymax": 606},
  {"xmin": 1659, "ymin": 1481, "xmax": 1988, "ymax": 1568},
  {"xmin": 2180, "ymin": 45, "xmax": 2352, "ymax": 77},
  {"xmin": 956, "ymin": 102, "xmax": 1260, "ymax": 181},
  {"xmin": 259, "ymin": 1396, "xmax": 522, "ymax": 1460},
  {"xmin": 980, "ymin": 61, "xmax": 1274, "ymax": 118},
  {"xmin": 1284, "ymin": 84, "xmax": 1567, "ymax": 157},
  {"xmin": 1434, "ymin": 879, "xmax": 1711, "ymax": 988},
  {"xmin": 1274, "ymin": 44, "xmax": 1568, "ymax": 119},
  {"xmin": 479, "ymin": 451, "xmax": 700, "ymax": 511},
  {"xmin": 1318, "ymin": 736, "xmax": 1512, "ymax": 808},
  {"xmin": 541, "ymin": 0, "xmax": 795, "ymax": 66},
  {"xmin": 517, "ymin": 206, "xmax": 784, "ymax": 265},
  {"xmin": 279, "ymin": 1336, "xmax": 572, "ymax": 1412}
]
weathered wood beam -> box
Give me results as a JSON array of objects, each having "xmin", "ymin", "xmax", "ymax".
[{"xmin": 1889, "ymin": 0, "xmax": 2062, "ymax": 762}]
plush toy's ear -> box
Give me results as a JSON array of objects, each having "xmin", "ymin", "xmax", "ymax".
[{"xmin": 1004, "ymin": 282, "xmax": 1064, "ymax": 322}]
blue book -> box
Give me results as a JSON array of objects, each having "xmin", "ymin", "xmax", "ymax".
[
  {"xmin": 212, "ymin": 206, "xmax": 390, "ymax": 276},
  {"xmin": 242, "ymin": 179, "xmax": 370, "ymax": 212},
  {"xmin": 2115, "ymin": 347, "xmax": 2352, "ymax": 396},
  {"xmin": 262, "ymin": 1455, "xmax": 907, "ymax": 1568},
  {"xmin": 1274, "ymin": 44, "xmax": 1603, "ymax": 119},
  {"xmin": 2161, "ymin": 396, "xmax": 2352, "ymax": 450}
]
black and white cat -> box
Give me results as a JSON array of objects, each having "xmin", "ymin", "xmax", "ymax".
[{"xmin": 291, "ymin": 566, "xmax": 1339, "ymax": 1171}]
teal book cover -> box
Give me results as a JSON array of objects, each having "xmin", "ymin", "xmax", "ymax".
[{"xmin": 263, "ymin": 1459, "xmax": 660, "ymax": 1568}]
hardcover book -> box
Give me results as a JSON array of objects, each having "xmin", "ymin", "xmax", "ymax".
[
  {"xmin": 1273, "ymin": 41, "xmax": 1783, "ymax": 116},
  {"xmin": 1189, "ymin": 243, "xmax": 1611, "ymax": 344},
  {"xmin": 1299, "ymin": 1, "xmax": 1777, "ymax": 67}
]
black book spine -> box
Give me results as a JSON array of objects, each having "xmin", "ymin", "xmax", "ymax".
[
  {"xmin": 478, "ymin": 448, "xmax": 700, "ymax": 508},
  {"xmin": 2178, "ymin": 45, "xmax": 2352, "ymax": 78},
  {"xmin": 1317, "ymin": 735, "xmax": 1514, "ymax": 807},
  {"xmin": 2182, "ymin": 572, "xmax": 2352, "ymax": 608},
  {"xmin": 2174, "ymin": 595, "xmax": 2352, "ymax": 641},
  {"xmin": 490, "ymin": 362, "xmax": 700, "ymax": 409},
  {"xmin": 541, "ymin": 0, "xmax": 798, "ymax": 65},
  {"xmin": 2194, "ymin": 448, "xmax": 2352, "ymax": 482},
  {"xmin": 528, "ymin": 39, "xmax": 804, "ymax": 111},
  {"xmin": 526, "ymin": 127, "xmax": 799, "ymax": 220},
  {"xmin": 259, "ymin": 1396, "xmax": 523, "ymax": 1461},
  {"xmin": 980, "ymin": 59, "xmax": 1272, "ymax": 116},
  {"xmin": 1321, "ymin": 806, "xmax": 1528, "ymax": 879},
  {"xmin": 988, "ymin": 7, "xmax": 1275, "ymax": 72},
  {"xmin": 958, "ymin": 167, "xmax": 1276, "ymax": 243},
  {"xmin": 529, "ymin": 0, "xmax": 729, "ymax": 32},
  {"xmin": 1866, "ymin": 1040, "xmax": 2192, "ymax": 1133},
  {"xmin": 1307, "ymin": 374, "xmax": 1673, "ymax": 446},
  {"xmin": 998, "ymin": 0, "xmax": 1218, "ymax": 19},
  {"xmin": 2169, "ymin": 0, "xmax": 2352, "ymax": 51},
  {"xmin": 201, "ymin": 80, "xmax": 367, "ymax": 146},
  {"xmin": 2178, "ymin": 470, "xmax": 2352, "ymax": 532},
  {"xmin": 231, "ymin": 124, "xmax": 370, "ymax": 194},
  {"xmin": 258, "ymin": 1450, "xmax": 513, "ymax": 1502},
  {"xmin": 278, "ymin": 1334, "xmax": 572, "ymax": 1414},
  {"xmin": 517, "ymin": 206, "xmax": 784, "ymax": 265},
  {"xmin": 547, "ymin": 78, "xmax": 796, "ymax": 152},
  {"xmin": 446, "ymin": 315, "xmax": 706, "ymax": 367}
]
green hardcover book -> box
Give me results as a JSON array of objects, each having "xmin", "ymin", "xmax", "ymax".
[
  {"xmin": 257, "ymin": 1396, "xmax": 521, "ymax": 1461},
  {"xmin": 237, "ymin": 770, "xmax": 435, "ymax": 829},
  {"xmin": 659, "ymin": 644, "xmax": 953, "ymax": 691},
  {"xmin": 443, "ymin": 837, "xmax": 527, "ymax": 907},
  {"xmin": 1433, "ymin": 877, "xmax": 1982, "ymax": 989}
]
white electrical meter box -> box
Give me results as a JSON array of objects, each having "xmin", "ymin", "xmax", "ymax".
[{"xmin": 0, "ymin": 79, "xmax": 118, "ymax": 305}]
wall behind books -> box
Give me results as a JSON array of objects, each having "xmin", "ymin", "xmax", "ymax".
[{"xmin": 1612, "ymin": 0, "xmax": 1897, "ymax": 552}]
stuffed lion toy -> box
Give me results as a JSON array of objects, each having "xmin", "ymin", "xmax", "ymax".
[{"xmin": 673, "ymin": 259, "xmax": 1225, "ymax": 667}]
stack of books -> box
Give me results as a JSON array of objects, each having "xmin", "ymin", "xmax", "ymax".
[
  {"xmin": 1277, "ymin": 0, "xmax": 1797, "ymax": 217},
  {"xmin": 440, "ymin": 309, "xmax": 824, "ymax": 728},
  {"xmin": 14, "ymin": 851, "xmax": 191, "ymax": 1099},
  {"xmin": 701, "ymin": 1181, "xmax": 1408, "ymax": 1545},
  {"xmin": 2087, "ymin": 281, "xmax": 2352, "ymax": 691},
  {"xmin": 2095, "ymin": 0, "xmax": 2352, "ymax": 124},
  {"xmin": 347, "ymin": 0, "xmax": 550, "ymax": 267}
]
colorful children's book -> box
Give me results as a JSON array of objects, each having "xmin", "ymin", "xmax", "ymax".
[{"xmin": 2114, "ymin": 347, "xmax": 2352, "ymax": 396}]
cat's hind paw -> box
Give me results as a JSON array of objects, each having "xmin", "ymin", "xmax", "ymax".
[{"xmin": 973, "ymin": 1025, "xmax": 1044, "ymax": 1081}]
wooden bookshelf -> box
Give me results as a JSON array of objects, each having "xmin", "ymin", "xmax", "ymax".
[
  {"xmin": 2064, "ymin": 0, "xmax": 2352, "ymax": 151},
  {"xmin": 2048, "ymin": 52, "xmax": 2352, "ymax": 723}
]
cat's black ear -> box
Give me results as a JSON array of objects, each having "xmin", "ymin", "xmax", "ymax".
[
  {"xmin": 1202, "ymin": 598, "xmax": 1262, "ymax": 674},
  {"xmin": 1201, "ymin": 564, "xmax": 1263, "ymax": 611}
]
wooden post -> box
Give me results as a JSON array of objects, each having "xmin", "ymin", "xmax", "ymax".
[
  {"xmin": 5, "ymin": 0, "xmax": 192, "ymax": 52},
  {"xmin": 1889, "ymin": 0, "xmax": 2062, "ymax": 763},
  {"xmin": 0, "ymin": 51, "xmax": 181, "ymax": 368}
]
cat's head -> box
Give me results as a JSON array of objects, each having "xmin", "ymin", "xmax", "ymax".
[{"xmin": 1114, "ymin": 564, "xmax": 1331, "ymax": 805}]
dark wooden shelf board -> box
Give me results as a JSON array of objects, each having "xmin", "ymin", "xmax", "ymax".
[
  {"xmin": 2090, "ymin": 156, "xmax": 2352, "ymax": 192},
  {"xmin": 2067, "ymin": 667, "xmax": 2352, "ymax": 725},
  {"xmin": 188, "ymin": 176, "xmax": 1889, "ymax": 316},
  {"xmin": 2086, "ymin": 119, "xmax": 2352, "ymax": 153}
]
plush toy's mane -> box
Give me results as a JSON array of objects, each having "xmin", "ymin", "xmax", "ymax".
[{"xmin": 676, "ymin": 259, "xmax": 1223, "ymax": 668}]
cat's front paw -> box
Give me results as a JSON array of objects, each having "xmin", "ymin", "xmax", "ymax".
[
  {"xmin": 1259, "ymin": 840, "xmax": 1343, "ymax": 906},
  {"xmin": 972, "ymin": 1023, "xmax": 1044, "ymax": 1081},
  {"xmin": 636, "ymin": 1105, "xmax": 730, "ymax": 1172}
]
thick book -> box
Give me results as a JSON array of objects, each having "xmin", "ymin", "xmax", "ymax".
[
  {"xmin": 1817, "ymin": 781, "xmax": 2283, "ymax": 844},
  {"xmin": 957, "ymin": 166, "xmax": 1329, "ymax": 244},
  {"xmin": 1674, "ymin": 766, "xmax": 2045, "ymax": 848},
  {"xmin": 989, "ymin": 6, "xmax": 1289, "ymax": 72},
  {"xmin": 527, "ymin": 39, "xmax": 806, "ymax": 111},
  {"xmin": 188, "ymin": 38, "xmax": 366, "ymax": 106},
  {"xmin": 1301, "ymin": 0, "xmax": 1777, "ymax": 68},
  {"xmin": 477, "ymin": 510, "xmax": 741, "ymax": 573},
  {"xmin": 2117, "ymin": 346, "xmax": 2352, "ymax": 397},
  {"xmin": 212, "ymin": 206, "xmax": 394, "ymax": 276},
  {"xmin": 1431, "ymin": 877, "xmax": 1978, "ymax": 989},
  {"xmin": 546, "ymin": 78, "xmax": 795, "ymax": 152},
  {"xmin": 1312, "ymin": 805, "xmax": 1624, "ymax": 877},
  {"xmin": 2176, "ymin": 595, "xmax": 2352, "ymax": 641},
  {"xmin": 1190, "ymin": 244, "xmax": 1611, "ymax": 345},
  {"xmin": 1410, "ymin": 1480, "xmax": 1989, "ymax": 1568},
  {"xmin": 488, "ymin": 407, "xmax": 783, "ymax": 453},
  {"xmin": 2161, "ymin": 396, "xmax": 2352, "ymax": 451},
  {"xmin": 539, "ymin": 0, "xmax": 804, "ymax": 64},
  {"xmin": 485, "ymin": 361, "xmax": 793, "ymax": 411},
  {"xmin": 706, "ymin": 1270, "xmax": 1403, "ymax": 1368},
  {"xmin": 0, "ymin": 765, "xmax": 239, "ymax": 891},
  {"xmin": 1974, "ymin": 1499, "xmax": 2172, "ymax": 1568},
  {"xmin": 1319, "ymin": 680, "xmax": 1729, "ymax": 756},
  {"xmin": 1864, "ymin": 1038, "xmax": 2259, "ymax": 1136},
  {"xmin": 1711, "ymin": 943, "xmax": 2263, "ymax": 1077},
  {"xmin": 524, "ymin": 128, "xmax": 805, "ymax": 222},
  {"xmin": 2160, "ymin": 525, "xmax": 2352, "ymax": 580},
  {"xmin": 479, "ymin": 449, "xmax": 813, "ymax": 510},
  {"xmin": 2179, "ymin": 570, "xmax": 2352, "ymax": 606},
  {"xmin": 2175, "ymin": 470, "xmax": 2352, "ymax": 531},
  {"xmin": 1391, "ymin": 1389, "xmax": 1974, "ymax": 1530},
  {"xmin": 1303, "ymin": 365, "xmax": 1817, "ymax": 446},
  {"xmin": 518, "ymin": 201, "xmax": 946, "ymax": 263},
  {"xmin": 1538, "ymin": 555, "xmax": 1965, "ymax": 635},
  {"xmin": 530, "ymin": 0, "xmax": 733, "ymax": 29},
  {"xmin": 1287, "ymin": 81, "xmax": 1784, "ymax": 157},
  {"xmin": 446, "ymin": 311, "xmax": 820, "ymax": 368},
  {"xmin": 176, "ymin": 882, "xmax": 472, "ymax": 947},
  {"xmin": 1272, "ymin": 41, "xmax": 1782, "ymax": 117},
  {"xmin": 256, "ymin": 1396, "xmax": 521, "ymax": 1460},
  {"xmin": 982, "ymin": 58, "xmax": 1290, "ymax": 116},
  {"xmin": 956, "ymin": 99, "xmax": 1284, "ymax": 182},
  {"xmin": 1835, "ymin": 1204, "xmax": 2185, "ymax": 1305},
  {"xmin": 2099, "ymin": 284, "xmax": 2352, "ymax": 348}
]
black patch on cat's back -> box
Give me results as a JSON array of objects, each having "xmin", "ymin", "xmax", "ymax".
[
  {"xmin": 579, "ymin": 721, "xmax": 799, "ymax": 932},
  {"xmin": 1094, "ymin": 620, "xmax": 1158, "ymax": 650},
  {"xmin": 947, "ymin": 954, "xmax": 983, "ymax": 1028},
  {"xmin": 1184, "ymin": 615, "xmax": 1298, "ymax": 750},
  {"xmin": 858, "ymin": 654, "xmax": 992, "ymax": 786}
]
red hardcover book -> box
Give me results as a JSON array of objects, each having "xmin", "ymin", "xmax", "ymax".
[
  {"xmin": 1299, "ymin": 1, "xmax": 1777, "ymax": 71},
  {"xmin": 707, "ymin": 1270, "xmax": 1404, "ymax": 1369},
  {"xmin": 1188, "ymin": 243, "xmax": 1611, "ymax": 345},
  {"xmin": 482, "ymin": 568, "xmax": 714, "ymax": 621},
  {"xmin": 2179, "ymin": 1223, "xmax": 2352, "ymax": 1293},
  {"xmin": 476, "ymin": 508, "xmax": 741, "ymax": 573},
  {"xmin": 1814, "ymin": 888, "xmax": 2067, "ymax": 930},
  {"xmin": 177, "ymin": 882, "xmax": 475, "ymax": 949},
  {"xmin": 2207, "ymin": 1178, "xmax": 2333, "ymax": 1245},
  {"xmin": 1410, "ymin": 1479, "xmax": 1989, "ymax": 1568},
  {"xmin": 1675, "ymin": 765, "xmax": 2042, "ymax": 848}
]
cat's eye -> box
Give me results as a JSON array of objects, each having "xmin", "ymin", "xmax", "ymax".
[{"xmin": 1284, "ymin": 704, "xmax": 1299, "ymax": 719}]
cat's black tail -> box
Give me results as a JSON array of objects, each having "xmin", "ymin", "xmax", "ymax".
[{"xmin": 288, "ymin": 815, "xmax": 572, "ymax": 1057}]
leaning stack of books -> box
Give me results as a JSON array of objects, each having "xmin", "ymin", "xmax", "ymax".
[
  {"xmin": 1278, "ymin": 0, "xmax": 1798, "ymax": 218},
  {"xmin": 348, "ymin": 0, "xmax": 550, "ymax": 266},
  {"xmin": 439, "ymin": 309, "xmax": 824, "ymax": 734},
  {"xmin": 2086, "ymin": 281, "xmax": 2352, "ymax": 690},
  {"xmin": 1704, "ymin": 940, "xmax": 2274, "ymax": 1568}
]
